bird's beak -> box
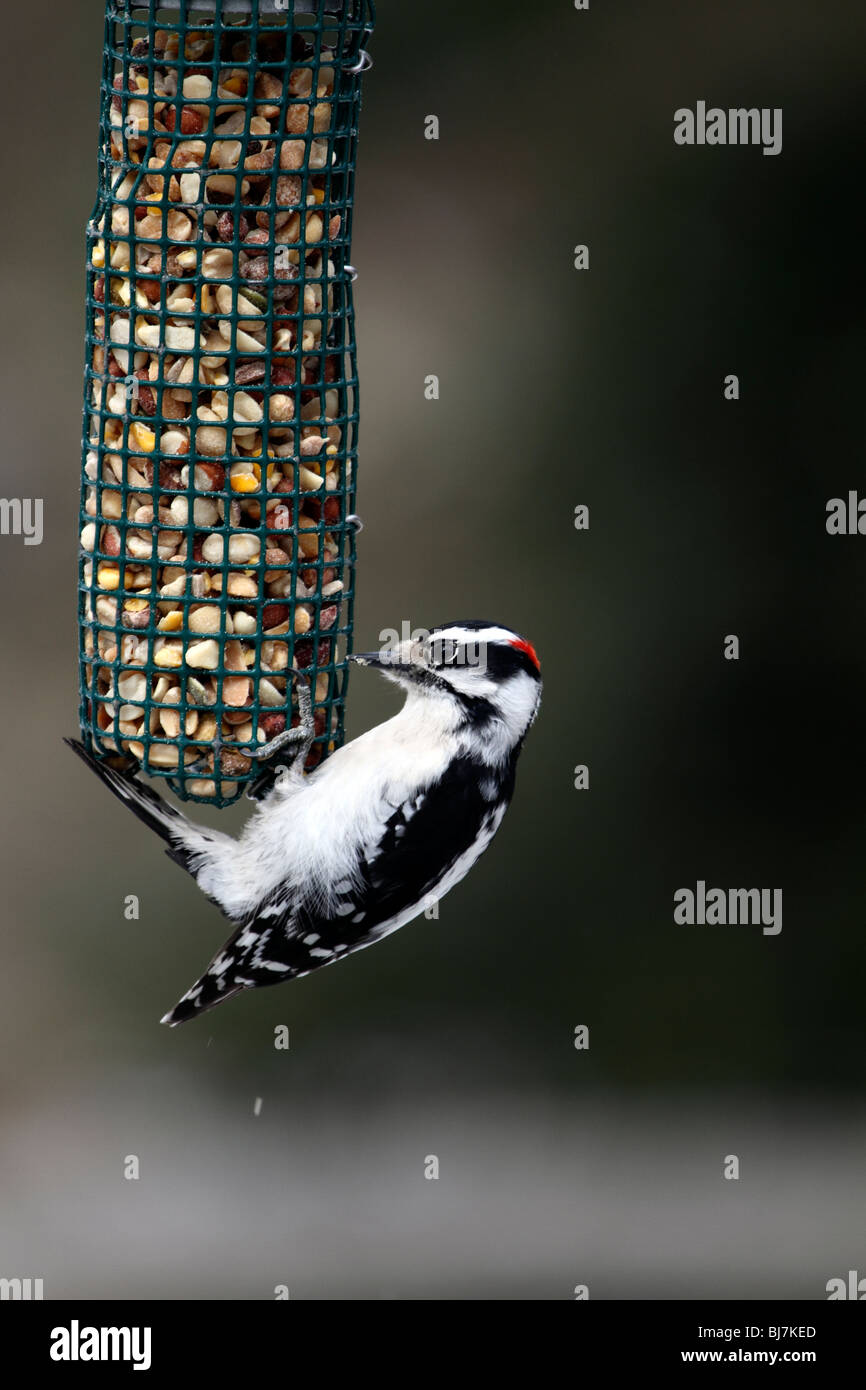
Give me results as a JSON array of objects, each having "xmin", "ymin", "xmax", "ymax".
[
  {"xmin": 350, "ymin": 637, "xmax": 427, "ymax": 684},
  {"xmin": 349, "ymin": 651, "xmax": 414, "ymax": 672}
]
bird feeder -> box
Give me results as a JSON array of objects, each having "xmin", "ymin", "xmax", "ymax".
[{"xmin": 77, "ymin": 0, "xmax": 374, "ymax": 805}]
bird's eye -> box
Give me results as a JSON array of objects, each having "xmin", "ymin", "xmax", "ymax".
[{"xmin": 431, "ymin": 638, "xmax": 460, "ymax": 667}]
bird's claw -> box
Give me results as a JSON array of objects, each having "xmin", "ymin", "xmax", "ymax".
[{"xmin": 244, "ymin": 673, "xmax": 315, "ymax": 801}]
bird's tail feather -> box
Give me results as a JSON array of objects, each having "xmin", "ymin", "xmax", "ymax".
[
  {"xmin": 67, "ymin": 738, "xmax": 260, "ymax": 1027},
  {"xmin": 65, "ymin": 737, "xmax": 209, "ymax": 878},
  {"xmin": 161, "ymin": 974, "xmax": 246, "ymax": 1027},
  {"xmin": 161, "ymin": 916, "xmax": 280, "ymax": 1026}
]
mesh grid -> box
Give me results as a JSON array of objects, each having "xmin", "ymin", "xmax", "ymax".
[{"xmin": 77, "ymin": 0, "xmax": 374, "ymax": 806}]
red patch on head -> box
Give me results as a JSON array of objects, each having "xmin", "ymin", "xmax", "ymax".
[{"xmin": 510, "ymin": 637, "xmax": 541, "ymax": 672}]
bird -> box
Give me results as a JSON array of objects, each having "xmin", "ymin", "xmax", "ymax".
[{"xmin": 66, "ymin": 620, "xmax": 542, "ymax": 1026}]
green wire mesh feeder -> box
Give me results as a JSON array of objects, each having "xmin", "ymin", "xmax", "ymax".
[{"xmin": 78, "ymin": 0, "xmax": 374, "ymax": 806}]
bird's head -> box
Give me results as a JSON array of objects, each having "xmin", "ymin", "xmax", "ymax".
[{"xmin": 350, "ymin": 620, "xmax": 542, "ymax": 749}]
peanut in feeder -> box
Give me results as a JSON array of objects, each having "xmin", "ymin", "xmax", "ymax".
[{"xmin": 78, "ymin": 0, "xmax": 374, "ymax": 806}]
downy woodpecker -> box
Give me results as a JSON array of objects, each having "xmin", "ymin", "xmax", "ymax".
[{"xmin": 67, "ymin": 620, "xmax": 542, "ymax": 1025}]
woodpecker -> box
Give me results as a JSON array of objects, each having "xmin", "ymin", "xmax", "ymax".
[{"xmin": 67, "ymin": 620, "xmax": 541, "ymax": 1026}]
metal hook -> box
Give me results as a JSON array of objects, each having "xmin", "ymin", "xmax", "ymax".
[
  {"xmin": 344, "ymin": 264, "xmax": 358, "ymax": 282},
  {"xmin": 344, "ymin": 49, "xmax": 373, "ymax": 75},
  {"xmin": 346, "ymin": 513, "xmax": 364, "ymax": 533}
]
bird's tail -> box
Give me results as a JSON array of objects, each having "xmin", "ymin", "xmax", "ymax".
[
  {"xmin": 161, "ymin": 975, "xmax": 246, "ymax": 1027},
  {"xmin": 67, "ymin": 738, "xmax": 259, "ymax": 1027},
  {"xmin": 161, "ymin": 915, "xmax": 283, "ymax": 1026},
  {"xmin": 161, "ymin": 917, "xmax": 258, "ymax": 1026},
  {"xmin": 64, "ymin": 737, "xmax": 220, "ymax": 880}
]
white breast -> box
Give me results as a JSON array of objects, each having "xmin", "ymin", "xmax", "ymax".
[{"xmin": 205, "ymin": 690, "xmax": 460, "ymax": 919}]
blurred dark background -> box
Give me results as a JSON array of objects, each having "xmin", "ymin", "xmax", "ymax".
[{"xmin": 0, "ymin": 0, "xmax": 864, "ymax": 1298}]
